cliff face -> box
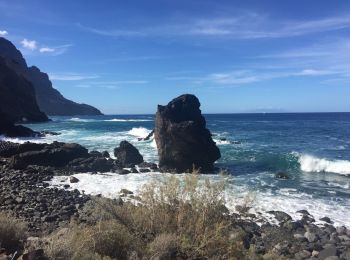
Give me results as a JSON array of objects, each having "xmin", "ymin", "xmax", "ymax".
[
  {"xmin": 0, "ymin": 37, "xmax": 102, "ymax": 116},
  {"xmin": 26, "ymin": 66, "xmax": 102, "ymax": 116},
  {"xmin": 154, "ymin": 94, "xmax": 221, "ymax": 173},
  {"xmin": 0, "ymin": 57, "xmax": 48, "ymax": 123}
]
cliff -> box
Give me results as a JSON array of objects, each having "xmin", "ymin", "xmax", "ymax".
[{"xmin": 0, "ymin": 37, "xmax": 102, "ymax": 116}]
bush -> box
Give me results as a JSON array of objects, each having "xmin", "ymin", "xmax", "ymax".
[
  {"xmin": 0, "ymin": 211, "xmax": 27, "ymax": 253},
  {"xmin": 42, "ymin": 174, "xmax": 248, "ymax": 259}
]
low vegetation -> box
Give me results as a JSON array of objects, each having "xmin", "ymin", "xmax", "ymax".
[
  {"xmin": 1, "ymin": 173, "xmax": 283, "ymax": 259},
  {"xmin": 0, "ymin": 211, "xmax": 27, "ymax": 253},
  {"xmin": 41, "ymin": 173, "xmax": 249, "ymax": 259}
]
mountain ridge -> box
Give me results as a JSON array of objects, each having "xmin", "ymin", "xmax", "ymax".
[{"xmin": 0, "ymin": 37, "xmax": 103, "ymax": 116}]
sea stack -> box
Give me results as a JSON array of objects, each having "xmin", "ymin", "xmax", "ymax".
[{"xmin": 154, "ymin": 94, "xmax": 220, "ymax": 173}]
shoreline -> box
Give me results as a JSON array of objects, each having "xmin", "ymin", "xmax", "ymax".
[{"xmin": 1, "ymin": 139, "xmax": 350, "ymax": 258}]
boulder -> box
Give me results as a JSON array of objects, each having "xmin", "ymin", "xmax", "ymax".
[
  {"xmin": 68, "ymin": 156, "xmax": 114, "ymax": 172},
  {"xmin": 70, "ymin": 176, "xmax": 79, "ymax": 183},
  {"xmin": 275, "ymin": 171, "xmax": 290, "ymax": 179},
  {"xmin": 9, "ymin": 141, "xmax": 89, "ymax": 169},
  {"xmin": 114, "ymin": 141, "xmax": 143, "ymax": 167},
  {"xmin": 154, "ymin": 94, "xmax": 220, "ymax": 173},
  {"xmin": 0, "ymin": 117, "xmax": 38, "ymax": 137}
]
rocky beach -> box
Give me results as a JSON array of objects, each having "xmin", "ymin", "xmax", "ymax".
[
  {"xmin": 0, "ymin": 95, "xmax": 350, "ymax": 259},
  {"xmin": 1, "ymin": 5, "xmax": 350, "ymax": 258}
]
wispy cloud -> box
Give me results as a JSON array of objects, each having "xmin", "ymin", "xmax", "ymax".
[
  {"xmin": 74, "ymin": 80, "xmax": 148, "ymax": 90},
  {"xmin": 49, "ymin": 73, "xmax": 99, "ymax": 81},
  {"xmin": 39, "ymin": 47, "xmax": 55, "ymax": 53},
  {"xmin": 253, "ymin": 38, "xmax": 350, "ymax": 84},
  {"xmin": 198, "ymin": 68, "xmax": 341, "ymax": 86},
  {"xmin": 0, "ymin": 30, "xmax": 8, "ymax": 36},
  {"xmin": 77, "ymin": 23, "xmax": 145, "ymax": 37},
  {"xmin": 77, "ymin": 14, "xmax": 350, "ymax": 39},
  {"xmin": 39, "ymin": 44, "xmax": 72, "ymax": 55},
  {"xmin": 21, "ymin": 38, "xmax": 37, "ymax": 50},
  {"xmin": 88, "ymin": 80, "xmax": 149, "ymax": 85}
]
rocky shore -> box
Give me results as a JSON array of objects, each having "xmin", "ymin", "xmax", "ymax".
[
  {"xmin": 0, "ymin": 139, "xmax": 349, "ymax": 259},
  {"xmin": 0, "ymin": 139, "xmax": 158, "ymax": 234}
]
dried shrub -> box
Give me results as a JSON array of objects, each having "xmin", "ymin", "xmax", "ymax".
[{"xmin": 0, "ymin": 211, "xmax": 27, "ymax": 253}]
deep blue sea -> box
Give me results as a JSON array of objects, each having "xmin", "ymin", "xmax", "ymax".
[{"xmin": 3, "ymin": 113, "xmax": 350, "ymax": 226}]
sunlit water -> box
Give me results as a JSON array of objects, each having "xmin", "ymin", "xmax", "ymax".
[{"xmin": 2, "ymin": 113, "xmax": 350, "ymax": 226}]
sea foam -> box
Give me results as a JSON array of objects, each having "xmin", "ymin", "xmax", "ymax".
[
  {"xmin": 298, "ymin": 153, "xmax": 350, "ymax": 176},
  {"xmin": 127, "ymin": 127, "xmax": 151, "ymax": 139},
  {"xmin": 104, "ymin": 118, "xmax": 152, "ymax": 122}
]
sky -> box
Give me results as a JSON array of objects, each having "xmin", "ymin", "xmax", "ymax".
[{"xmin": 1, "ymin": 0, "xmax": 350, "ymax": 114}]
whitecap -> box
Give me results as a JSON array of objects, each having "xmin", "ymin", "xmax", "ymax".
[
  {"xmin": 297, "ymin": 153, "xmax": 350, "ymax": 176},
  {"xmin": 104, "ymin": 118, "xmax": 152, "ymax": 122},
  {"xmin": 127, "ymin": 127, "xmax": 152, "ymax": 139},
  {"xmin": 67, "ymin": 117, "xmax": 97, "ymax": 122},
  {"xmin": 49, "ymin": 172, "xmax": 350, "ymax": 227},
  {"xmin": 214, "ymin": 139, "xmax": 231, "ymax": 145}
]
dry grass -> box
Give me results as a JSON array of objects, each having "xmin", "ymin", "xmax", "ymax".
[
  {"xmin": 41, "ymin": 173, "xmax": 250, "ymax": 259},
  {"xmin": 0, "ymin": 211, "xmax": 27, "ymax": 253}
]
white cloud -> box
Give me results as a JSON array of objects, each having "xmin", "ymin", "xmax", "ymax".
[
  {"xmin": 0, "ymin": 30, "xmax": 8, "ymax": 36},
  {"xmin": 201, "ymin": 68, "xmax": 340, "ymax": 86},
  {"xmin": 77, "ymin": 23, "xmax": 144, "ymax": 37},
  {"xmin": 21, "ymin": 38, "xmax": 37, "ymax": 50},
  {"xmin": 39, "ymin": 47, "xmax": 55, "ymax": 53},
  {"xmin": 49, "ymin": 73, "xmax": 99, "ymax": 81},
  {"xmin": 39, "ymin": 44, "xmax": 72, "ymax": 55},
  {"xmin": 296, "ymin": 69, "xmax": 334, "ymax": 76},
  {"xmin": 77, "ymin": 14, "xmax": 350, "ymax": 39}
]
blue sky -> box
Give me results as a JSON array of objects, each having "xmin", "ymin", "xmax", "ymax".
[{"xmin": 1, "ymin": 0, "xmax": 350, "ymax": 114}]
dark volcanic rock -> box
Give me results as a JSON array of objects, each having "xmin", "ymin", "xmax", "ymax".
[
  {"xmin": 0, "ymin": 56, "xmax": 48, "ymax": 124},
  {"xmin": 10, "ymin": 142, "xmax": 89, "ymax": 169},
  {"xmin": 27, "ymin": 66, "xmax": 103, "ymax": 116},
  {"xmin": 114, "ymin": 141, "xmax": 143, "ymax": 167},
  {"xmin": 154, "ymin": 94, "xmax": 220, "ymax": 173},
  {"xmin": 68, "ymin": 156, "xmax": 114, "ymax": 172},
  {"xmin": 0, "ymin": 37, "xmax": 102, "ymax": 116},
  {"xmin": 0, "ymin": 116, "xmax": 38, "ymax": 137}
]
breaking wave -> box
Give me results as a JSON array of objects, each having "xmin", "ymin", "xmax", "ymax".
[
  {"xmin": 297, "ymin": 153, "xmax": 350, "ymax": 176},
  {"xmin": 127, "ymin": 127, "xmax": 152, "ymax": 139},
  {"xmin": 104, "ymin": 118, "xmax": 152, "ymax": 122}
]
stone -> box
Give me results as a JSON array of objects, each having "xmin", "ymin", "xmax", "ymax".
[
  {"xmin": 114, "ymin": 141, "xmax": 143, "ymax": 167},
  {"xmin": 120, "ymin": 189, "xmax": 133, "ymax": 196},
  {"xmin": 154, "ymin": 94, "xmax": 220, "ymax": 173},
  {"xmin": 320, "ymin": 217, "xmax": 332, "ymax": 223},
  {"xmin": 324, "ymin": 257, "xmax": 339, "ymax": 260},
  {"xmin": 295, "ymin": 249, "xmax": 311, "ymax": 259},
  {"xmin": 267, "ymin": 210, "xmax": 292, "ymax": 223},
  {"xmin": 305, "ymin": 231, "xmax": 318, "ymax": 243},
  {"xmin": 318, "ymin": 245, "xmax": 337, "ymax": 259},
  {"xmin": 102, "ymin": 151, "xmax": 110, "ymax": 158},
  {"xmin": 336, "ymin": 226, "xmax": 346, "ymax": 235},
  {"xmin": 275, "ymin": 171, "xmax": 290, "ymax": 179},
  {"xmin": 69, "ymin": 176, "xmax": 79, "ymax": 183},
  {"xmin": 138, "ymin": 161, "xmax": 158, "ymax": 170},
  {"xmin": 296, "ymin": 209, "xmax": 310, "ymax": 215}
]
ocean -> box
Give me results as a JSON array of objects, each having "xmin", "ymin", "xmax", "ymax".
[{"xmin": 2, "ymin": 113, "xmax": 350, "ymax": 226}]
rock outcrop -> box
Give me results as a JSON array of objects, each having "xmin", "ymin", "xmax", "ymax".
[
  {"xmin": 0, "ymin": 57, "xmax": 48, "ymax": 123},
  {"xmin": 0, "ymin": 115, "xmax": 37, "ymax": 137},
  {"xmin": 9, "ymin": 142, "xmax": 89, "ymax": 169},
  {"xmin": 26, "ymin": 66, "xmax": 102, "ymax": 116},
  {"xmin": 0, "ymin": 37, "xmax": 102, "ymax": 116},
  {"xmin": 154, "ymin": 94, "xmax": 220, "ymax": 173},
  {"xmin": 114, "ymin": 141, "xmax": 144, "ymax": 167}
]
